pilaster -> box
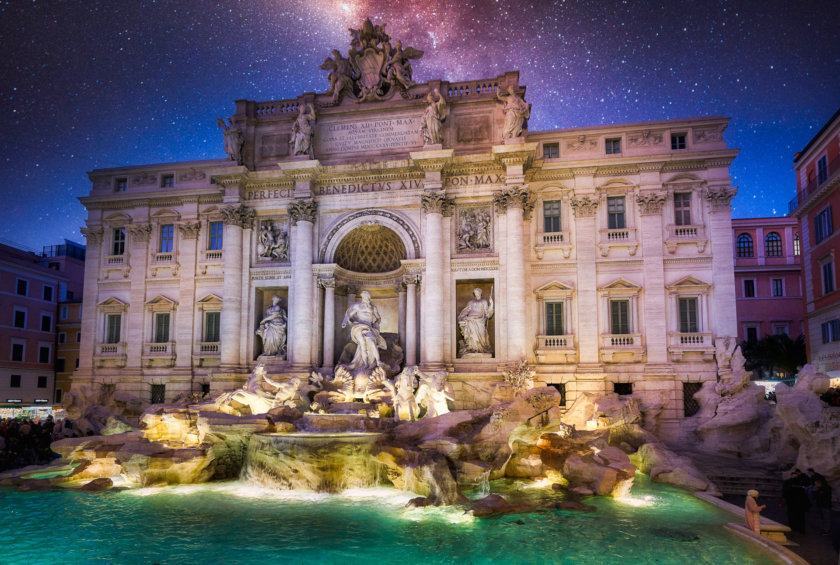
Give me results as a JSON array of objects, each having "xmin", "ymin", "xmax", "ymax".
[
  {"xmin": 219, "ymin": 205, "xmax": 254, "ymax": 369},
  {"xmin": 125, "ymin": 223, "xmax": 153, "ymax": 371},
  {"xmin": 705, "ymin": 186, "xmax": 738, "ymax": 337},
  {"xmin": 288, "ymin": 198, "xmax": 317, "ymax": 368},
  {"xmin": 636, "ymin": 192, "xmax": 668, "ymax": 363},
  {"xmin": 175, "ymin": 219, "xmax": 201, "ymax": 371},
  {"xmin": 571, "ymin": 196, "xmax": 600, "ymax": 364}
]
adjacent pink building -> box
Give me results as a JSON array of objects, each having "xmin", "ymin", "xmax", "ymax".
[
  {"xmin": 790, "ymin": 108, "xmax": 840, "ymax": 374},
  {"xmin": 732, "ymin": 217, "xmax": 804, "ymax": 343}
]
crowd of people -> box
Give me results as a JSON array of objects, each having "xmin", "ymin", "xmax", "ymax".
[
  {"xmin": 781, "ymin": 468, "xmax": 833, "ymax": 534},
  {"xmin": 0, "ymin": 416, "xmax": 70, "ymax": 472},
  {"xmin": 820, "ymin": 386, "xmax": 840, "ymax": 406}
]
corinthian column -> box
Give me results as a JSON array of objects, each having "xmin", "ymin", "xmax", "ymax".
[
  {"xmin": 219, "ymin": 205, "xmax": 254, "ymax": 367},
  {"xmin": 405, "ymin": 274, "xmax": 419, "ymax": 366},
  {"xmin": 289, "ymin": 199, "xmax": 317, "ymax": 368},
  {"xmin": 495, "ymin": 186, "xmax": 531, "ymax": 360},
  {"xmin": 320, "ymin": 278, "xmax": 336, "ymax": 370},
  {"xmin": 420, "ymin": 192, "xmax": 451, "ymax": 367}
]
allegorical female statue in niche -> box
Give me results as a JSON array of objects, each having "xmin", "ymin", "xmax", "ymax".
[
  {"xmin": 496, "ymin": 86, "xmax": 530, "ymax": 140},
  {"xmin": 341, "ymin": 290, "xmax": 386, "ymax": 372},
  {"xmin": 420, "ymin": 88, "xmax": 447, "ymax": 146},
  {"xmin": 458, "ymin": 287, "xmax": 494, "ymax": 356},
  {"xmin": 256, "ymin": 295, "xmax": 287, "ymax": 356}
]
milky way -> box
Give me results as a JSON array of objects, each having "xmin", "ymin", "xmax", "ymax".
[{"xmin": 1, "ymin": 0, "xmax": 838, "ymax": 249}]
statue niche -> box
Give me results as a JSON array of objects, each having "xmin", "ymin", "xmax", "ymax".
[{"xmin": 329, "ymin": 223, "xmax": 408, "ymax": 399}]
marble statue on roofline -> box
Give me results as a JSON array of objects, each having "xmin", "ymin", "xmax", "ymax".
[
  {"xmin": 496, "ymin": 86, "xmax": 530, "ymax": 140},
  {"xmin": 217, "ymin": 118, "xmax": 244, "ymax": 165}
]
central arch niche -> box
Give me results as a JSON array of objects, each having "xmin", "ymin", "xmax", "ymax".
[{"xmin": 334, "ymin": 224, "xmax": 407, "ymax": 273}]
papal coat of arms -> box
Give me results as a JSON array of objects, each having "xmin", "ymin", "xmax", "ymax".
[{"xmin": 319, "ymin": 19, "xmax": 424, "ymax": 105}]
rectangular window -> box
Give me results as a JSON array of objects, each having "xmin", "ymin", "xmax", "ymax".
[
  {"xmin": 774, "ymin": 323, "xmax": 789, "ymax": 336},
  {"xmin": 821, "ymin": 320, "xmax": 840, "ymax": 343},
  {"xmin": 823, "ymin": 262, "xmax": 834, "ymax": 294},
  {"xmin": 11, "ymin": 343, "xmax": 24, "ymax": 362},
  {"xmin": 40, "ymin": 314, "xmax": 52, "ymax": 333},
  {"xmin": 818, "ymin": 155, "xmax": 828, "ymax": 184},
  {"xmin": 671, "ymin": 134, "xmax": 687, "ymax": 150},
  {"xmin": 115, "ymin": 177, "xmax": 127, "ymax": 192},
  {"xmin": 815, "ymin": 207, "xmax": 833, "ymax": 243},
  {"xmin": 13, "ymin": 309, "xmax": 26, "ymax": 329},
  {"xmin": 744, "ymin": 279, "xmax": 756, "ymax": 298},
  {"xmin": 204, "ymin": 311, "xmax": 221, "ymax": 342},
  {"xmin": 60, "ymin": 306, "xmax": 68, "ymax": 320},
  {"xmin": 772, "ymin": 278, "xmax": 784, "ymax": 297},
  {"xmin": 154, "ymin": 312, "xmax": 171, "ymax": 343},
  {"xmin": 542, "ymin": 142, "xmax": 559, "ymax": 159},
  {"xmin": 10, "ymin": 375, "xmax": 21, "ymax": 388},
  {"xmin": 151, "ymin": 384, "xmax": 166, "ymax": 404},
  {"xmin": 75, "ymin": 358, "xmax": 79, "ymax": 369},
  {"xmin": 112, "ymin": 228, "xmax": 126, "ymax": 255},
  {"xmin": 106, "ymin": 314, "xmax": 121, "ymax": 344},
  {"xmin": 605, "ymin": 138, "xmax": 621, "ymax": 155},
  {"xmin": 43, "ymin": 286, "xmax": 53, "ymax": 302},
  {"xmin": 610, "ymin": 300, "xmax": 630, "ymax": 334},
  {"xmin": 209, "ymin": 221, "xmax": 224, "ymax": 250},
  {"xmin": 56, "ymin": 357, "xmax": 66, "ymax": 372},
  {"xmin": 746, "ymin": 326, "xmax": 758, "ymax": 342},
  {"xmin": 39, "ymin": 346, "xmax": 50, "ymax": 364},
  {"xmin": 679, "ymin": 297, "xmax": 699, "ymax": 333},
  {"xmin": 543, "ymin": 200, "xmax": 561, "ymax": 233},
  {"xmin": 683, "ymin": 382, "xmax": 702, "ymax": 417},
  {"xmin": 613, "ymin": 382, "xmax": 633, "ymax": 396},
  {"xmin": 58, "ymin": 332, "xmax": 66, "ymax": 344},
  {"xmin": 673, "ymin": 193, "xmax": 691, "ymax": 226},
  {"xmin": 159, "ymin": 224, "xmax": 174, "ymax": 253},
  {"xmin": 545, "ymin": 302, "xmax": 564, "ymax": 336},
  {"xmin": 76, "ymin": 331, "xmax": 81, "ymax": 343},
  {"xmin": 55, "ymin": 388, "xmax": 62, "ymax": 403},
  {"xmin": 607, "ymin": 196, "xmax": 626, "ymax": 229},
  {"xmin": 37, "ymin": 376, "xmax": 47, "ymax": 389},
  {"xmin": 161, "ymin": 174, "xmax": 174, "ymax": 188},
  {"xmin": 16, "ymin": 279, "xmax": 28, "ymax": 296}
]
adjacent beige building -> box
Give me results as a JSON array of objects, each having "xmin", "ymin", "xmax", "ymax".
[{"xmin": 75, "ymin": 25, "xmax": 739, "ymax": 439}]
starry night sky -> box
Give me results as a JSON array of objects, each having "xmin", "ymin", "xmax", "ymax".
[{"xmin": 2, "ymin": 0, "xmax": 838, "ymax": 251}]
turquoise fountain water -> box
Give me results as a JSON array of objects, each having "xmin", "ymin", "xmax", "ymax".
[{"xmin": 0, "ymin": 474, "xmax": 776, "ymax": 564}]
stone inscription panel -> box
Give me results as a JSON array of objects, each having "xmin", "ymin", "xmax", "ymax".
[{"xmin": 315, "ymin": 117, "xmax": 422, "ymax": 154}]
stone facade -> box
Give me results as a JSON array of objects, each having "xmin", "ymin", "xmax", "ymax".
[
  {"xmin": 75, "ymin": 24, "xmax": 739, "ymax": 439},
  {"xmin": 790, "ymin": 108, "xmax": 840, "ymax": 375}
]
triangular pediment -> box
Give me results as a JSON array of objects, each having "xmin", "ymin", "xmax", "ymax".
[
  {"xmin": 666, "ymin": 275, "xmax": 711, "ymax": 291},
  {"xmin": 145, "ymin": 294, "xmax": 178, "ymax": 307},
  {"xmin": 98, "ymin": 296, "xmax": 128, "ymax": 307},
  {"xmin": 600, "ymin": 278, "xmax": 640, "ymax": 291},
  {"xmin": 197, "ymin": 293, "xmax": 223, "ymax": 304},
  {"xmin": 535, "ymin": 280, "xmax": 574, "ymax": 293}
]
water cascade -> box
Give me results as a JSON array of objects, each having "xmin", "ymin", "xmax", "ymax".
[{"xmin": 242, "ymin": 432, "xmax": 386, "ymax": 493}]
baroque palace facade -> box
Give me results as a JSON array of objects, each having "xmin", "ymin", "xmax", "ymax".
[{"xmin": 75, "ymin": 22, "xmax": 738, "ymax": 438}]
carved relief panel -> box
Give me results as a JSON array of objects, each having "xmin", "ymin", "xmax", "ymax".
[
  {"xmin": 455, "ymin": 205, "xmax": 493, "ymax": 255},
  {"xmin": 256, "ymin": 218, "xmax": 290, "ymax": 262}
]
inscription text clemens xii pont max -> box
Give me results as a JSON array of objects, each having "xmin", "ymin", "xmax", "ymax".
[{"xmin": 315, "ymin": 117, "xmax": 422, "ymax": 154}]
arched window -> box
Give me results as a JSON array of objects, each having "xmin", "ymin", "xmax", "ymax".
[
  {"xmin": 794, "ymin": 232, "xmax": 801, "ymax": 256},
  {"xmin": 736, "ymin": 233, "xmax": 754, "ymax": 257},
  {"xmin": 765, "ymin": 232, "xmax": 783, "ymax": 257}
]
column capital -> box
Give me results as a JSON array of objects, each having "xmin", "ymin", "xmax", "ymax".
[
  {"xmin": 127, "ymin": 223, "xmax": 153, "ymax": 244},
  {"xmin": 704, "ymin": 186, "xmax": 737, "ymax": 213},
  {"xmin": 81, "ymin": 226, "xmax": 104, "ymax": 244},
  {"xmin": 289, "ymin": 199, "xmax": 318, "ymax": 225},
  {"xmin": 493, "ymin": 185, "xmax": 533, "ymax": 214},
  {"xmin": 177, "ymin": 221, "xmax": 202, "ymax": 239},
  {"xmin": 221, "ymin": 204, "xmax": 256, "ymax": 229},
  {"xmin": 421, "ymin": 191, "xmax": 453, "ymax": 215},
  {"xmin": 404, "ymin": 273, "xmax": 421, "ymax": 286},
  {"xmin": 635, "ymin": 192, "xmax": 668, "ymax": 215},
  {"xmin": 570, "ymin": 195, "xmax": 599, "ymax": 218},
  {"xmin": 318, "ymin": 277, "xmax": 336, "ymax": 290}
]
